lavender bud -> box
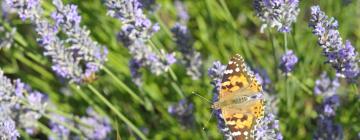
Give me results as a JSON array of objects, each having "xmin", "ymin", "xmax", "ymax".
[{"xmin": 253, "ymin": 0, "xmax": 300, "ymax": 33}]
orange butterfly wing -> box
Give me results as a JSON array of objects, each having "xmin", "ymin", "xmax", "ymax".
[{"xmin": 218, "ymin": 54, "xmax": 264, "ymax": 140}]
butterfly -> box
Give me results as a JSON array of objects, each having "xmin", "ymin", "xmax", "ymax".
[{"xmin": 212, "ymin": 54, "xmax": 265, "ymax": 140}]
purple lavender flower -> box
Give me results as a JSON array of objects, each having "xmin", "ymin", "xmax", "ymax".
[
  {"xmin": 313, "ymin": 72, "xmax": 343, "ymax": 139},
  {"xmin": 253, "ymin": 0, "xmax": 300, "ymax": 33},
  {"xmin": 49, "ymin": 113, "xmax": 72, "ymax": 140},
  {"xmin": 78, "ymin": 108, "xmax": 112, "ymax": 139},
  {"xmin": 254, "ymin": 69, "xmax": 272, "ymax": 92},
  {"xmin": 172, "ymin": 23, "xmax": 202, "ymax": 80},
  {"xmin": 208, "ymin": 61, "xmax": 232, "ymax": 138},
  {"xmin": 8, "ymin": 0, "xmax": 108, "ymax": 84},
  {"xmin": 208, "ymin": 61, "xmax": 226, "ymax": 91},
  {"xmin": 105, "ymin": 0, "xmax": 175, "ymax": 85},
  {"xmin": 5, "ymin": 0, "xmax": 41, "ymax": 21},
  {"xmin": 129, "ymin": 59, "xmax": 143, "ymax": 86},
  {"xmin": 0, "ymin": 116, "xmax": 19, "ymax": 139},
  {"xmin": 51, "ymin": 0, "xmax": 108, "ymax": 83},
  {"xmin": 0, "ymin": 69, "xmax": 49, "ymax": 137},
  {"xmin": 168, "ymin": 99, "xmax": 194, "ymax": 128},
  {"xmin": 309, "ymin": 5, "xmax": 359, "ymax": 80},
  {"xmin": 253, "ymin": 112, "xmax": 283, "ymax": 140},
  {"xmin": 174, "ymin": 0, "xmax": 189, "ymax": 24},
  {"xmin": 279, "ymin": 50, "xmax": 298, "ymax": 74},
  {"xmin": 314, "ymin": 72, "xmax": 339, "ymax": 97}
]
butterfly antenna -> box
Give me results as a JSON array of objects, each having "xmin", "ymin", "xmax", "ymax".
[
  {"xmin": 202, "ymin": 109, "xmax": 215, "ymax": 131},
  {"xmin": 191, "ymin": 91, "xmax": 212, "ymax": 104}
]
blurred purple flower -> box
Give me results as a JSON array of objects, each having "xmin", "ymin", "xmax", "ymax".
[
  {"xmin": 0, "ymin": 116, "xmax": 19, "ymax": 139},
  {"xmin": 314, "ymin": 72, "xmax": 339, "ymax": 97},
  {"xmin": 172, "ymin": 23, "xmax": 202, "ymax": 80},
  {"xmin": 49, "ymin": 113, "xmax": 72, "ymax": 140},
  {"xmin": 129, "ymin": 59, "xmax": 143, "ymax": 86},
  {"xmin": 0, "ymin": 69, "xmax": 48, "ymax": 137},
  {"xmin": 5, "ymin": 0, "xmax": 41, "ymax": 21},
  {"xmin": 253, "ymin": 112, "xmax": 283, "ymax": 140},
  {"xmin": 168, "ymin": 99, "xmax": 194, "ymax": 128},
  {"xmin": 309, "ymin": 5, "xmax": 359, "ymax": 80},
  {"xmin": 174, "ymin": 0, "xmax": 189, "ymax": 24},
  {"xmin": 79, "ymin": 108, "xmax": 112, "ymax": 139},
  {"xmin": 253, "ymin": 0, "xmax": 300, "ymax": 33},
  {"xmin": 313, "ymin": 72, "xmax": 343, "ymax": 139},
  {"xmin": 279, "ymin": 50, "xmax": 298, "ymax": 74}
]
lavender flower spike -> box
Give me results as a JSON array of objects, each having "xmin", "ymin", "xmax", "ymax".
[
  {"xmin": 253, "ymin": 0, "xmax": 300, "ymax": 33},
  {"xmin": 208, "ymin": 61, "xmax": 232, "ymax": 138},
  {"xmin": 168, "ymin": 99, "xmax": 194, "ymax": 128},
  {"xmin": 105, "ymin": 0, "xmax": 175, "ymax": 85},
  {"xmin": 8, "ymin": 0, "xmax": 108, "ymax": 83},
  {"xmin": 79, "ymin": 108, "xmax": 112, "ymax": 139},
  {"xmin": 0, "ymin": 69, "xmax": 49, "ymax": 138},
  {"xmin": 309, "ymin": 5, "xmax": 359, "ymax": 80},
  {"xmin": 172, "ymin": 23, "xmax": 202, "ymax": 80},
  {"xmin": 279, "ymin": 50, "xmax": 298, "ymax": 74},
  {"xmin": 313, "ymin": 72, "xmax": 343, "ymax": 139}
]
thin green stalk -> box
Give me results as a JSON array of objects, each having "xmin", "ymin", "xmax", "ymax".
[
  {"xmin": 37, "ymin": 122, "xmax": 58, "ymax": 139},
  {"xmin": 154, "ymin": 13, "xmax": 173, "ymax": 40},
  {"xmin": 102, "ymin": 67, "xmax": 144, "ymax": 105},
  {"xmin": 87, "ymin": 85, "xmax": 147, "ymax": 140},
  {"xmin": 268, "ymin": 29, "xmax": 279, "ymax": 81},
  {"xmin": 171, "ymin": 82, "xmax": 185, "ymax": 98},
  {"xmin": 218, "ymin": 0, "xmax": 237, "ymax": 29},
  {"xmin": 290, "ymin": 75, "xmax": 313, "ymax": 95},
  {"xmin": 284, "ymin": 32, "xmax": 288, "ymax": 51},
  {"xmin": 70, "ymin": 84, "xmax": 108, "ymax": 116}
]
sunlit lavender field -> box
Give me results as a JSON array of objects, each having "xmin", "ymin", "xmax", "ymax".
[{"xmin": 0, "ymin": 0, "xmax": 359, "ymax": 139}]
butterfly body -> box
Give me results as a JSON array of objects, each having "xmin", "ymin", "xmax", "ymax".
[{"xmin": 214, "ymin": 54, "xmax": 265, "ymax": 140}]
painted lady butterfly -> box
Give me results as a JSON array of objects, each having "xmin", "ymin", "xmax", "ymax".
[{"xmin": 212, "ymin": 54, "xmax": 265, "ymax": 140}]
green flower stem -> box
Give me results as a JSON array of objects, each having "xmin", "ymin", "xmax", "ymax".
[
  {"xmin": 218, "ymin": 0, "xmax": 237, "ymax": 29},
  {"xmin": 284, "ymin": 32, "xmax": 288, "ymax": 51},
  {"xmin": 289, "ymin": 75, "xmax": 313, "ymax": 95},
  {"xmin": 268, "ymin": 29, "xmax": 279, "ymax": 81},
  {"xmin": 36, "ymin": 122, "xmax": 58, "ymax": 138},
  {"xmin": 87, "ymin": 85, "xmax": 147, "ymax": 140},
  {"xmin": 154, "ymin": 13, "xmax": 174, "ymax": 40},
  {"xmin": 102, "ymin": 66, "xmax": 144, "ymax": 105},
  {"xmin": 18, "ymin": 129, "xmax": 31, "ymax": 140}
]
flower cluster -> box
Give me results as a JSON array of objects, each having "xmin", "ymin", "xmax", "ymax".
[
  {"xmin": 105, "ymin": 0, "xmax": 175, "ymax": 86},
  {"xmin": 7, "ymin": 0, "xmax": 108, "ymax": 84},
  {"xmin": 279, "ymin": 50, "xmax": 298, "ymax": 74},
  {"xmin": 309, "ymin": 5, "xmax": 359, "ymax": 80},
  {"xmin": 253, "ymin": 112, "xmax": 283, "ymax": 140},
  {"xmin": 78, "ymin": 108, "xmax": 112, "ymax": 139},
  {"xmin": 0, "ymin": 69, "xmax": 48, "ymax": 139},
  {"xmin": 313, "ymin": 72, "xmax": 343, "ymax": 139},
  {"xmin": 171, "ymin": 1, "xmax": 202, "ymax": 80},
  {"xmin": 168, "ymin": 99, "xmax": 194, "ymax": 128},
  {"xmin": 172, "ymin": 23, "xmax": 202, "ymax": 80},
  {"xmin": 253, "ymin": 0, "xmax": 300, "ymax": 33},
  {"xmin": 49, "ymin": 107, "xmax": 112, "ymax": 139}
]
